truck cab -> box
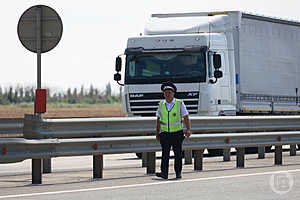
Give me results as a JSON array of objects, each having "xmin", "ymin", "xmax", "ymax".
[{"xmin": 115, "ymin": 13, "xmax": 237, "ymax": 116}]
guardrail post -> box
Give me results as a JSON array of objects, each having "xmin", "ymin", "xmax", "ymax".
[
  {"xmin": 24, "ymin": 114, "xmax": 52, "ymax": 174},
  {"xmin": 23, "ymin": 114, "xmax": 42, "ymax": 139},
  {"xmin": 184, "ymin": 150, "xmax": 192, "ymax": 165},
  {"xmin": 93, "ymin": 154, "xmax": 103, "ymax": 179},
  {"xmin": 258, "ymin": 146, "xmax": 265, "ymax": 159},
  {"xmin": 236, "ymin": 148, "xmax": 245, "ymax": 168},
  {"xmin": 194, "ymin": 149, "xmax": 204, "ymax": 171},
  {"xmin": 223, "ymin": 148, "xmax": 231, "ymax": 161},
  {"xmin": 290, "ymin": 145, "xmax": 297, "ymax": 156},
  {"xmin": 142, "ymin": 152, "xmax": 147, "ymax": 167},
  {"xmin": 32, "ymin": 158, "xmax": 42, "ymax": 184},
  {"xmin": 146, "ymin": 152, "xmax": 156, "ymax": 174},
  {"xmin": 275, "ymin": 145, "xmax": 282, "ymax": 165}
]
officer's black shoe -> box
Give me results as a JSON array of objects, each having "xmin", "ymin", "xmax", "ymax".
[
  {"xmin": 156, "ymin": 172, "xmax": 168, "ymax": 179},
  {"xmin": 176, "ymin": 173, "xmax": 182, "ymax": 179}
]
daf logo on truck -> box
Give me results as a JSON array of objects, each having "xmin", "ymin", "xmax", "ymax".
[{"xmin": 130, "ymin": 94, "xmax": 144, "ymax": 98}]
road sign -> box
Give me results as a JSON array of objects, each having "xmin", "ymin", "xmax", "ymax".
[
  {"xmin": 17, "ymin": 5, "xmax": 63, "ymax": 117},
  {"xmin": 17, "ymin": 5, "xmax": 63, "ymax": 53}
]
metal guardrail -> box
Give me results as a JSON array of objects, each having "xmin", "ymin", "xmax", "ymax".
[
  {"xmin": 1, "ymin": 130, "xmax": 300, "ymax": 184},
  {"xmin": 23, "ymin": 115, "xmax": 300, "ymax": 138},
  {"xmin": 2, "ymin": 131, "xmax": 300, "ymax": 162},
  {"xmin": 0, "ymin": 118, "xmax": 23, "ymax": 137},
  {"xmin": 2, "ymin": 115, "xmax": 300, "ymax": 138},
  {"xmin": 1, "ymin": 114, "xmax": 300, "ymax": 184}
]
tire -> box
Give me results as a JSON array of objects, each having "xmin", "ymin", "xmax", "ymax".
[
  {"xmin": 207, "ymin": 149, "xmax": 223, "ymax": 156},
  {"xmin": 245, "ymin": 147, "xmax": 258, "ymax": 154},
  {"xmin": 136, "ymin": 153, "xmax": 142, "ymax": 159},
  {"xmin": 243, "ymin": 146, "xmax": 272, "ymax": 154},
  {"xmin": 265, "ymin": 146, "xmax": 272, "ymax": 153}
]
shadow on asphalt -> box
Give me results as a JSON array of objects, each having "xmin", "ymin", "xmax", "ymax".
[{"xmin": 121, "ymin": 148, "xmax": 300, "ymax": 160}]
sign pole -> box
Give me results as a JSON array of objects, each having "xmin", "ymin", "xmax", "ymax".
[
  {"xmin": 36, "ymin": 6, "xmax": 42, "ymax": 91},
  {"xmin": 36, "ymin": 6, "xmax": 49, "ymax": 173},
  {"xmin": 36, "ymin": 6, "xmax": 42, "ymax": 117}
]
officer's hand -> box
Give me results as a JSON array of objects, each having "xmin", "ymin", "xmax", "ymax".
[{"xmin": 185, "ymin": 129, "xmax": 191, "ymax": 138}]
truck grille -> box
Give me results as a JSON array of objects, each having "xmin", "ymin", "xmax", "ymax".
[{"xmin": 129, "ymin": 92, "xmax": 199, "ymax": 116}]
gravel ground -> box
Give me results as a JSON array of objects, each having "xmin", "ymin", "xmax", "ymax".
[{"xmin": 0, "ymin": 105, "xmax": 125, "ymax": 118}]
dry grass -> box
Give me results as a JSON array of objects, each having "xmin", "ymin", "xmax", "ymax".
[{"xmin": 0, "ymin": 104, "xmax": 126, "ymax": 118}]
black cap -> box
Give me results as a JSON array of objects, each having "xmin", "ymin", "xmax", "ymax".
[{"xmin": 161, "ymin": 81, "xmax": 177, "ymax": 93}]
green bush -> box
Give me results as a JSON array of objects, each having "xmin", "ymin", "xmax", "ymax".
[{"xmin": 0, "ymin": 84, "xmax": 121, "ymax": 106}]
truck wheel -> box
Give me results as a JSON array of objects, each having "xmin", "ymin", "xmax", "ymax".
[
  {"xmin": 136, "ymin": 153, "xmax": 142, "ymax": 159},
  {"xmin": 245, "ymin": 147, "xmax": 258, "ymax": 154},
  {"xmin": 207, "ymin": 149, "xmax": 223, "ymax": 156},
  {"xmin": 265, "ymin": 146, "xmax": 272, "ymax": 153},
  {"xmin": 245, "ymin": 146, "xmax": 272, "ymax": 154}
]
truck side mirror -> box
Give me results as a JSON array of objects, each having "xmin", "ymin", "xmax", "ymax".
[
  {"xmin": 213, "ymin": 54, "xmax": 221, "ymax": 69},
  {"xmin": 209, "ymin": 52, "xmax": 222, "ymax": 84},
  {"xmin": 114, "ymin": 73, "xmax": 121, "ymax": 81},
  {"xmin": 115, "ymin": 56, "xmax": 122, "ymax": 72},
  {"xmin": 214, "ymin": 70, "xmax": 223, "ymax": 78}
]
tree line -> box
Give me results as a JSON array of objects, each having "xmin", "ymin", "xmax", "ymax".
[{"xmin": 0, "ymin": 83, "xmax": 121, "ymax": 105}]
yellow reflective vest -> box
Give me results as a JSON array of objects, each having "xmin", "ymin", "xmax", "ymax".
[{"xmin": 158, "ymin": 98, "xmax": 183, "ymax": 133}]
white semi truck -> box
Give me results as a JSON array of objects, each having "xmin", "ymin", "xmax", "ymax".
[{"xmin": 114, "ymin": 11, "xmax": 300, "ymax": 117}]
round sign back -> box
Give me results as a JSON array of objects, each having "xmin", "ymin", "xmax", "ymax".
[{"xmin": 17, "ymin": 5, "xmax": 63, "ymax": 53}]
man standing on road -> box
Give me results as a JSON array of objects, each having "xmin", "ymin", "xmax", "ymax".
[{"xmin": 156, "ymin": 81, "xmax": 191, "ymax": 180}]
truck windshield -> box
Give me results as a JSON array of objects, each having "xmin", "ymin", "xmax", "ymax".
[{"xmin": 125, "ymin": 52, "xmax": 206, "ymax": 84}]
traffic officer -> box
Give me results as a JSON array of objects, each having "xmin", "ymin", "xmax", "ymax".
[{"xmin": 156, "ymin": 81, "xmax": 191, "ymax": 179}]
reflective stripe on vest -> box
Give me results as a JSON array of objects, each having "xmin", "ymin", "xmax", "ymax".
[{"xmin": 159, "ymin": 99, "xmax": 183, "ymax": 132}]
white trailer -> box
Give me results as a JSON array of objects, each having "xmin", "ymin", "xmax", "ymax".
[{"xmin": 114, "ymin": 11, "xmax": 300, "ymax": 116}]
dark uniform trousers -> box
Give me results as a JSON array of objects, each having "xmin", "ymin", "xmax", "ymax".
[{"xmin": 159, "ymin": 130, "xmax": 185, "ymax": 177}]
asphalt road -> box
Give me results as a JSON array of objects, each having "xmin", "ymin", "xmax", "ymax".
[{"xmin": 0, "ymin": 151, "xmax": 300, "ymax": 200}]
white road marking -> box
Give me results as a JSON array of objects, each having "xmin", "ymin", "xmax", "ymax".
[{"xmin": 1, "ymin": 168, "xmax": 300, "ymax": 199}]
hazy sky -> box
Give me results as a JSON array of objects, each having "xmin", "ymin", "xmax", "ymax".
[{"xmin": 1, "ymin": 0, "xmax": 300, "ymax": 93}]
